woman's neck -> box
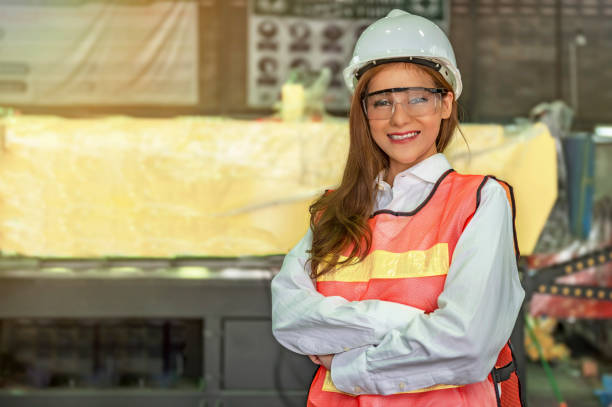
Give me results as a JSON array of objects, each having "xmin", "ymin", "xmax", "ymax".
[{"xmin": 384, "ymin": 152, "xmax": 439, "ymax": 186}]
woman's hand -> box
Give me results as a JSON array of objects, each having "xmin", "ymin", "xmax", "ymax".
[{"xmin": 308, "ymin": 354, "xmax": 334, "ymax": 370}]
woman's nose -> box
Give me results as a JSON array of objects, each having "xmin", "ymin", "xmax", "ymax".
[{"xmin": 389, "ymin": 102, "xmax": 413, "ymax": 127}]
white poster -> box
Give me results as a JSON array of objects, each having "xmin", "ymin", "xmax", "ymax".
[
  {"xmin": 0, "ymin": 0, "xmax": 198, "ymax": 105},
  {"xmin": 248, "ymin": 0, "xmax": 449, "ymax": 110}
]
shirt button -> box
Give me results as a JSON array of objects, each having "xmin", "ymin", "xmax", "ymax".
[
  {"xmin": 354, "ymin": 386, "xmax": 362, "ymax": 393},
  {"xmin": 399, "ymin": 382, "xmax": 406, "ymax": 391}
]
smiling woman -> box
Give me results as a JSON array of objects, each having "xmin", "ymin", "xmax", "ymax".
[
  {"xmin": 364, "ymin": 63, "xmax": 454, "ymax": 184},
  {"xmin": 271, "ymin": 9, "xmax": 525, "ymax": 407}
]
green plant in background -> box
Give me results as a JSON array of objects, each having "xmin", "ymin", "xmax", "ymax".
[{"xmin": 0, "ymin": 107, "xmax": 14, "ymax": 117}]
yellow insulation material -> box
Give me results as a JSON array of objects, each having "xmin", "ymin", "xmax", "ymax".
[
  {"xmin": 446, "ymin": 122, "xmax": 558, "ymax": 255},
  {"xmin": 0, "ymin": 116, "xmax": 556, "ymax": 257},
  {"xmin": 0, "ymin": 116, "xmax": 347, "ymax": 257}
]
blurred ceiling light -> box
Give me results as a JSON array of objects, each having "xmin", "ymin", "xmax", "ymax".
[{"xmin": 569, "ymin": 29, "xmax": 587, "ymax": 115}]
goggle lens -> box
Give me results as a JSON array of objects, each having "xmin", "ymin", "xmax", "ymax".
[{"xmin": 363, "ymin": 87, "xmax": 447, "ymax": 120}]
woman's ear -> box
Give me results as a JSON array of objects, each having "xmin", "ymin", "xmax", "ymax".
[{"xmin": 441, "ymin": 92, "xmax": 453, "ymax": 119}]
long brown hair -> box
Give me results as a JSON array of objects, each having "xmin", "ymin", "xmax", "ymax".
[{"xmin": 308, "ymin": 62, "xmax": 462, "ymax": 278}]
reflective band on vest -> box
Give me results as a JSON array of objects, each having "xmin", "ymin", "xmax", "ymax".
[
  {"xmin": 322, "ymin": 369, "xmax": 460, "ymax": 394},
  {"xmin": 307, "ymin": 171, "xmax": 524, "ymax": 407}
]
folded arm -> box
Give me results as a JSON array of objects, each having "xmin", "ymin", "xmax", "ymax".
[
  {"xmin": 271, "ymin": 228, "xmax": 424, "ymax": 356},
  {"xmin": 330, "ymin": 180, "xmax": 525, "ymax": 395}
]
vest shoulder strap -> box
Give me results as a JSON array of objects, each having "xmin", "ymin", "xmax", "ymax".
[{"xmin": 477, "ymin": 175, "xmax": 520, "ymax": 260}]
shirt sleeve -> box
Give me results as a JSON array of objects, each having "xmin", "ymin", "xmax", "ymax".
[
  {"xmin": 271, "ymin": 228, "xmax": 425, "ymax": 356},
  {"xmin": 330, "ymin": 179, "xmax": 525, "ymax": 395}
]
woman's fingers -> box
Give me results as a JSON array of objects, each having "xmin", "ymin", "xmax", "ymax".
[
  {"xmin": 308, "ymin": 354, "xmax": 334, "ymax": 370},
  {"xmin": 317, "ymin": 354, "xmax": 334, "ymax": 370}
]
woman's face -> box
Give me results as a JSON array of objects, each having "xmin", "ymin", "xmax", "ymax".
[{"xmin": 365, "ymin": 63, "xmax": 453, "ymax": 181}]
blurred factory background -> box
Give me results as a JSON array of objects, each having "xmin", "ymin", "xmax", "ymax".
[{"xmin": 0, "ymin": 0, "xmax": 610, "ymax": 406}]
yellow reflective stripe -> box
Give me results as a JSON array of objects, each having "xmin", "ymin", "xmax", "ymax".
[
  {"xmin": 322, "ymin": 371, "xmax": 354, "ymax": 396},
  {"xmin": 322, "ymin": 370, "xmax": 461, "ymax": 395},
  {"xmin": 317, "ymin": 243, "xmax": 449, "ymax": 282}
]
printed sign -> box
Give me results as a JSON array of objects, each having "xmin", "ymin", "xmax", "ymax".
[{"xmin": 248, "ymin": 0, "xmax": 448, "ymax": 110}]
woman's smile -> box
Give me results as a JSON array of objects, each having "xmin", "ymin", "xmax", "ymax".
[{"xmin": 388, "ymin": 130, "xmax": 421, "ymax": 143}]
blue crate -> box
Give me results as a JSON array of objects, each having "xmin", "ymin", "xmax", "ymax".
[{"xmin": 595, "ymin": 374, "xmax": 612, "ymax": 406}]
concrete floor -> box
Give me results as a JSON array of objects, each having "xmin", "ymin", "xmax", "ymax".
[{"xmin": 526, "ymin": 360, "xmax": 608, "ymax": 407}]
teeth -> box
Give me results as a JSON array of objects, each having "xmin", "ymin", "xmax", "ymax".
[{"xmin": 389, "ymin": 131, "xmax": 419, "ymax": 140}]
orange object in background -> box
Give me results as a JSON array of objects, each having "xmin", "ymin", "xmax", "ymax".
[{"xmin": 524, "ymin": 316, "xmax": 571, "ymax": 362}]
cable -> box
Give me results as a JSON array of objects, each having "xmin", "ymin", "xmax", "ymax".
[{"xmin": 524, "ymin": 315, "xmax": 567, "ymax": 407}]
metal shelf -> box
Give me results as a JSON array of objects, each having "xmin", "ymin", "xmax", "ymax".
[{"xmin": 0, "ymin": 258, "xmax": 313, "ymax": 407}]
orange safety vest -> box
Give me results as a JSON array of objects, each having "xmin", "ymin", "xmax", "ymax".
[{"xmin": 307, "ymin": 170, "xmax": 524, "ymax": 407}]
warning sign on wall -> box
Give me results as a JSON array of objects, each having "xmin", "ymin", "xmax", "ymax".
[{"xmin": 247, "ymin": 0, "xmax": 448, "ymax": 110}]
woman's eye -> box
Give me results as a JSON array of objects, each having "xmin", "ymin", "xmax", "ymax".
[
  {"xmin": 373, "ymin": 99, "xmax": 392, "ymax": 108},
  {"xmin": 409, "ymin": 97, "xmax": 428, "ymax": 104}
]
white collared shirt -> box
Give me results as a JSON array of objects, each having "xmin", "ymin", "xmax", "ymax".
[{"xmin": 271, "ymin": 153, "xmax": 525, "ymax": 396}]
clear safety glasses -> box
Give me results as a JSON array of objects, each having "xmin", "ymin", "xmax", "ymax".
[{"xmin": 362, "ymin": 87, "xmax": 449, "ymax": 120}]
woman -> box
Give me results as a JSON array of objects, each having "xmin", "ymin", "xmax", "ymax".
[{"xmin": 271, "ymin": 9, "xmax": 525, "ymax": 407}]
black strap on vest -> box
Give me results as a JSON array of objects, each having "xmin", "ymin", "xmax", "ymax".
[{"xmin": 492, "ymin": 360, "xmax": 516, "ymax": 383}]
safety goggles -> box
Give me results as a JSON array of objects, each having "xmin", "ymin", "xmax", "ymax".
[{"xmin": 362, "ymin": 87, "xmax": 449, "ymax": 120}]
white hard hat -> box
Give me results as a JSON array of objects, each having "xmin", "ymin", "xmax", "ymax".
[{"xmin": 343, "ymin": 9, "xmax": 462, "ymax": 99}]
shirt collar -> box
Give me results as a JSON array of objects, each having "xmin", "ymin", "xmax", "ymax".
[
  {"xmin": 402, "ymin": 153, "xmax": 452, "ymax": 183},
  {"xmin": 375, "ymin": 153, "xmax": 452, "ymax": 187}
]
